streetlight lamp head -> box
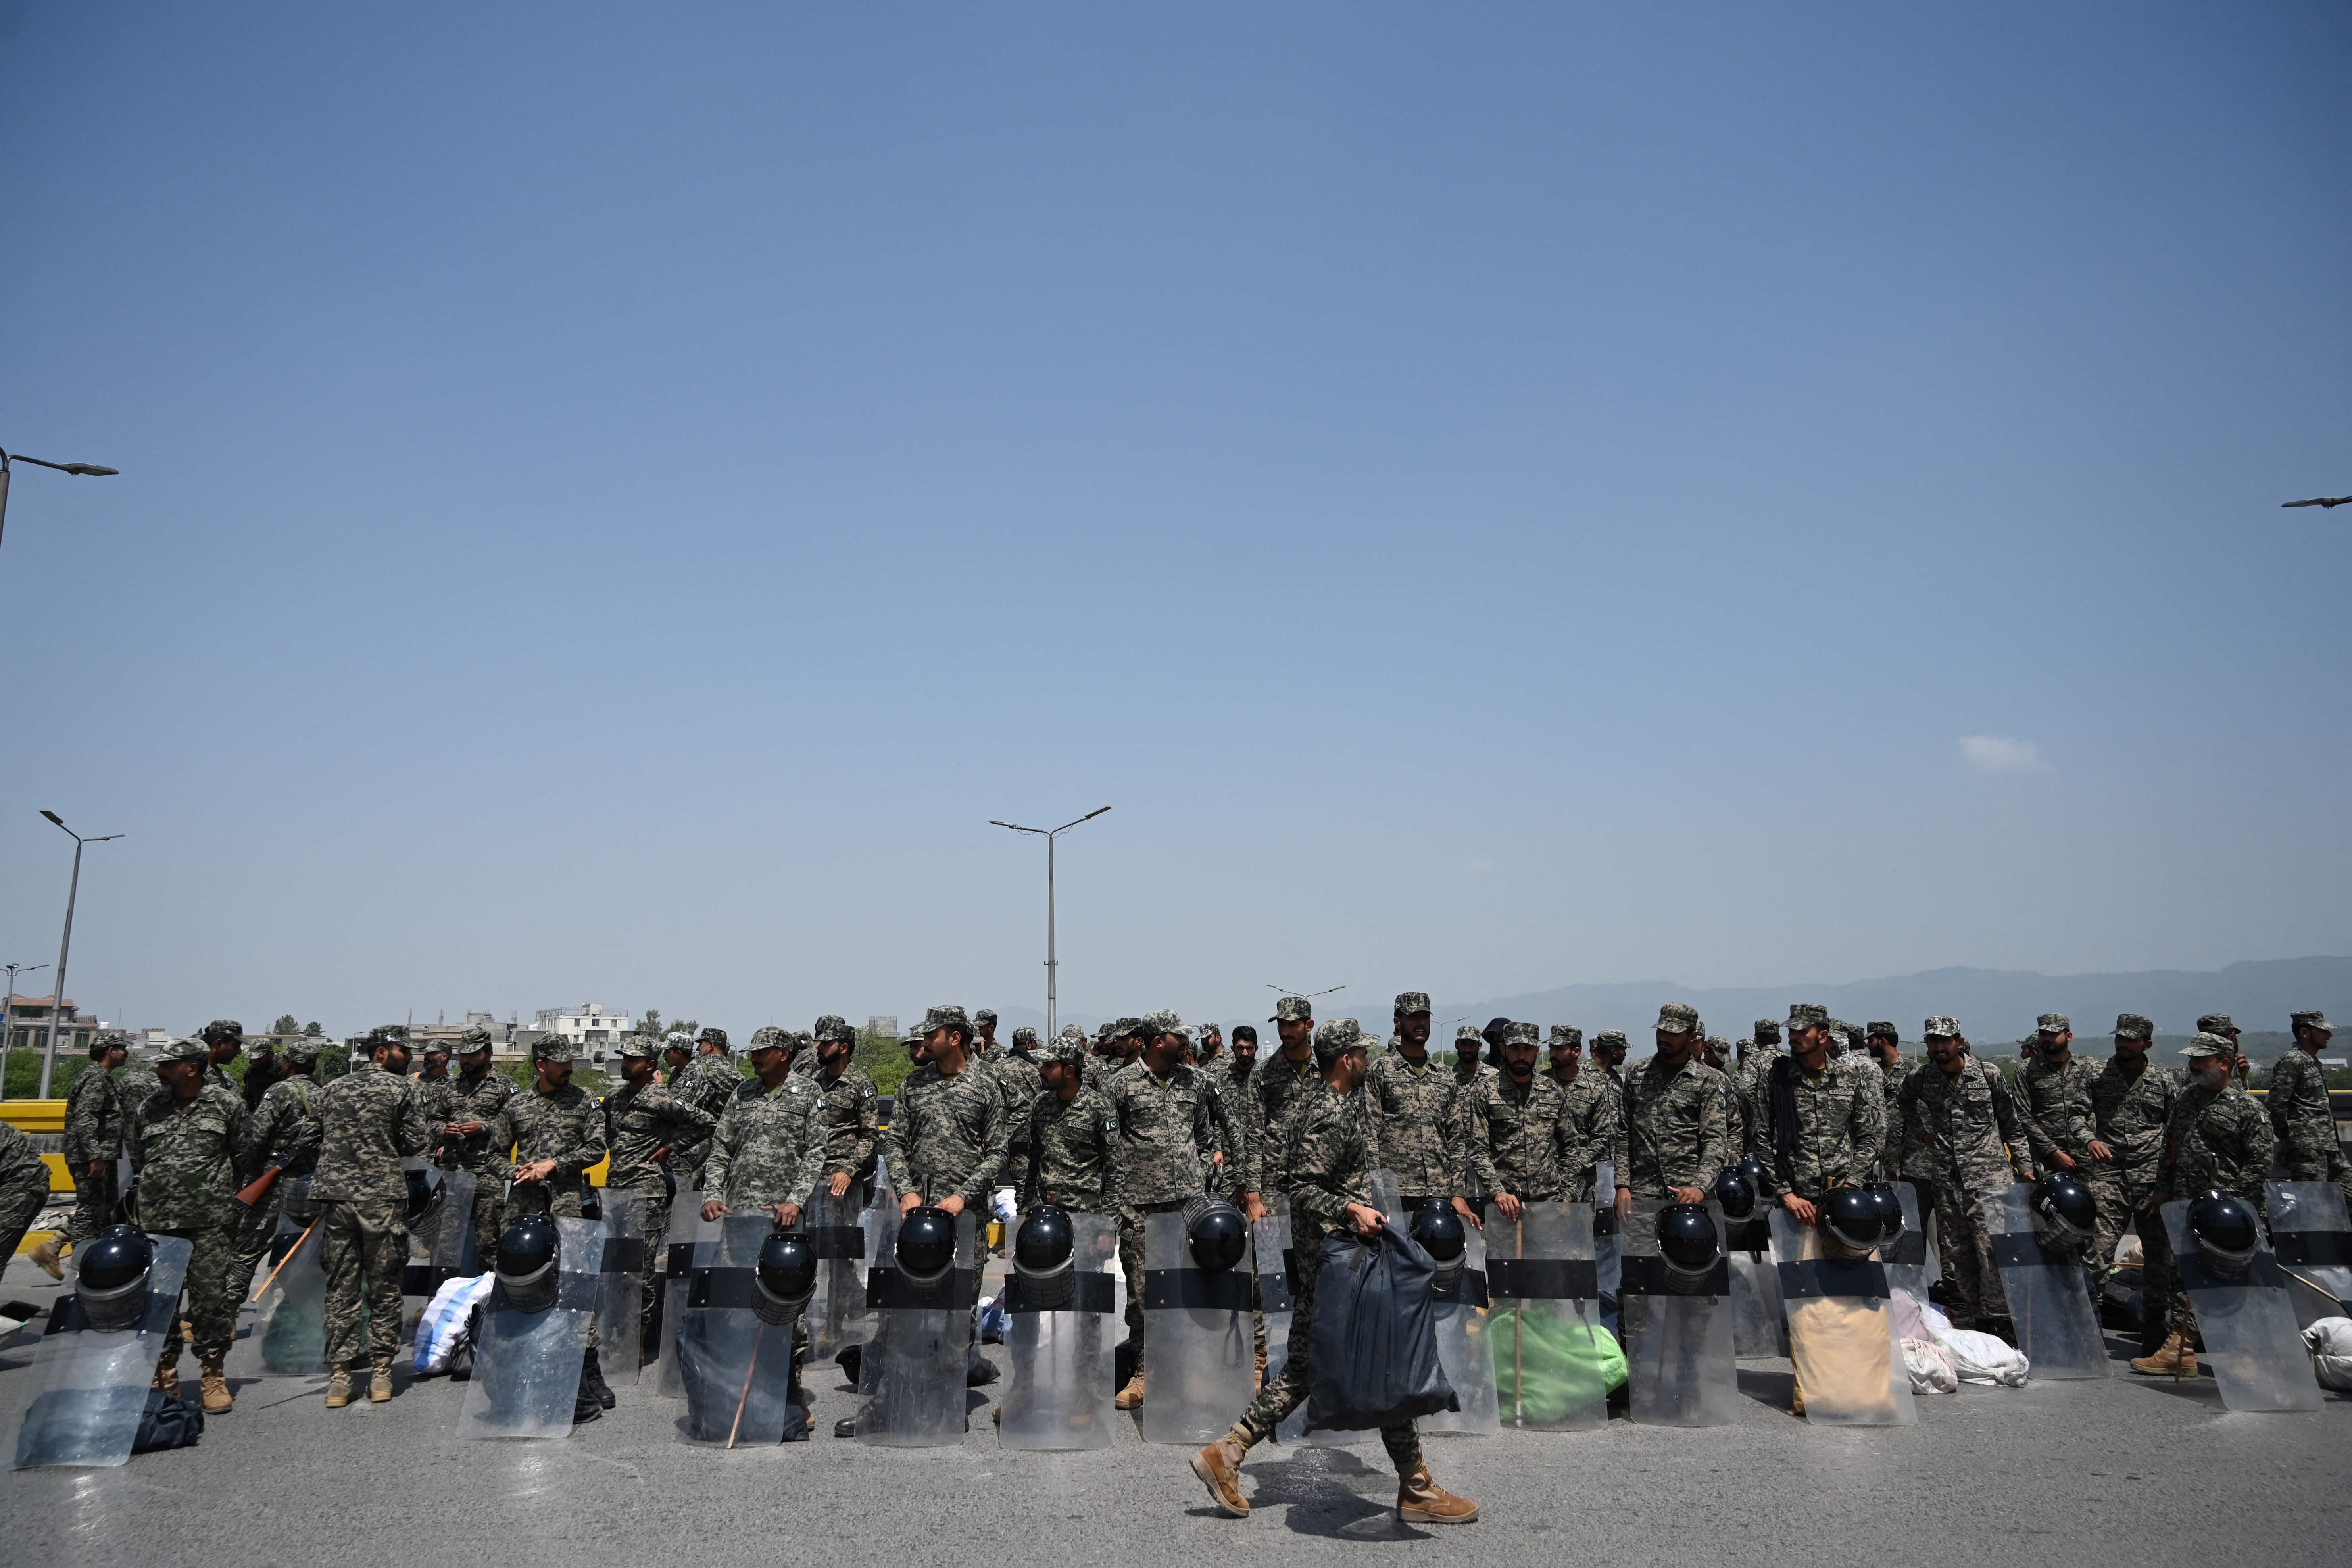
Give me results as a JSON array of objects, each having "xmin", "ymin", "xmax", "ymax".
[
  {"xmin": 40, "ymin": 810, "xmax": 64, "ymax": 827},
  {"xmin": 1083, "ymin": 806, "xmax": 1112, "ymax": 821},
  {"xmin": 60, "ymin": 464, "xmax": 119, "ymax": 477}
]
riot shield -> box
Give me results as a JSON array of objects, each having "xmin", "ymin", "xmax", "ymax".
[
  {"xmin": 1252, "ymin": 1210, "xmax": 1297, "ymax": 1435},
  {"xmin": 1726, "ymin": 1191, "xmax": 1787, "ymax": 1357},
  {"xmin": 1593, "ymin": 1160, "xmax": 1620, "ymax": 1309},
  {"xmin": 999, "ymin": 1211, "xmax": 1118, "ymax": 1451},
  {"xmin": 856, "ymin": 1209, "xmax": 976, "ymax": 1447},
  {"xmin": 654, "ymin": 1183, "xmax": 715, "ymax": 1400},
  {"xmin": 677, "ymin": 1216, "xmax": 808, "ymax": 1445},
  {"xmin": 1988, "ymin": 1184, "xmax": 2106, "ymax": 1380},
  {"xmin": 1137, "ymin": 1207, "xmax": 1255, "ymax": 1445},
  {"xmin": 429, "ymin": 1171, "xmax": 479, "ymax": 1287},
  {"xmin": 805, "ymin": 1186, "xmax": 878, "ymax": 1360},
  {"xmin": 9, "ymin": 1235, "xmax": 193, "ymax": 1469},
  {"xmin": 1418, "ymin": 1216, "xmax": 1499, "ymax": 1435},
  {"xmin": 1485, "ymin": 1199, "xmax": 1608, "ymax": 1431},
  {"xmin": 1880, "ymin": 1182, "xmax": 1935, "ymax": 1342},
  {"xmin": 2267, "ymin": 1180, "xmax": 2352, "ymax": 1328},
  {"xmin": 456, "ymin": 1216, "xmax": 601, "ymax": 1439},
  {"xmin": 2160, "ymin": 1201, "xmax": 2322, "ymax": 1413},
  {"xmin": 1769, "ymin": 1207, "xmax": 1914, "ymax": 1426},
  {"xmin": 256, "ymin": 1175, "xmax": 330, "ymax": 1374},
  {"xmin": 1620, "ymin": 1199, "xmax": 1737, "ymax": 1427},
  {"xmin": 595, "ymin": 1190, "xmax": 647, "ymax": 1386}
]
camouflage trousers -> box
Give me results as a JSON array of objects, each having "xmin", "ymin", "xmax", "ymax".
[
  {"xmin": 151, "ymin": 1222, "xmax": 237, "ymax": 1365},
  {"xmin": 64, "ymin": 1162, "xmax": 119, "ymax": 1244},
  {"xmin": 321, "ymin": 1199, "xmax": 409, "ymax": 1366},
  {"xmin": 220, "ymin": 1178, "xmax": 288, "ymax": 1310},
  {"xmin": 619, "ymin": 1179, "xmax": 668, "ymax": 1350},
  {"xmin": 1117, "ymin": 1199, "xmax": 1190, "ymax": 1379},
  {"xmin": 0, "ymin": 1164, "xmax": 48, "ymax": 1267},
  {"xmin": 1230, "ymin": 1222, "xmax": 1422, "ymax": 1477},
  {"xmin": 1932, "ymin": 1179, "xmax": 2013, "ymax": 1329}
]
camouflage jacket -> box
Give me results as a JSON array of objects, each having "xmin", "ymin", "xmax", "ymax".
[
  {"xmin": 701, "ymin": 1075, "xmax": 827, "ymax": 1212},
  {"xmin": 114, "ymin": 1061, "xmax": 165, "ymax": 1128},
  {"xmin": 2016, "ymin": 1053, "xmax": 2097, "ymax": 1168},
  {"xmin": 1556, "ymin": 1070, "xmax": 1625, "ymax": 1202},
  {"xmin": 206, "ymin": 1062, "xmax": 238, "ymax": 1099},
  {"xmin": 602, "ymin": 1078, "xmax": 716, "ymax": 1193},
  {"xmin": 884, "ymin": 1061, "xmax": 1008, "ymax": 1208},
  {"xmin": 0, "ymin": 1119, "xmax": 44, "ymax": 1190},
  {"xmin": 1284, "ymin": 1078, "xmax": 1376, "ymax": 1248},
  {"xmin": 482, "ymin": 1082, "xmax": 608, "ymax": 1192},
  {"xmin": 2088, "ymin": 1055, "xmax": 2179, "ymax": 1187},
  {"xmin": 2160, "ymin": 1082, "xmax": 2275, "ymax": 1209},
  {"xmin": 309, "ymin": 1061, "xmax": 433, "ymax": 1206},
  {"xmin": 62, "ymin": 1061, "xmax": 125, "ymax": 1167},
  {"xmin": 1897, "ymin": 1055, "xmax": 2032, "ymax": 1191},
  {"xmin": 813, "ymin": 1062, "xmax": 882, "ymax": 1184},
  {"xmin": 1025, "ymin": 1081, "xmax": 1118, "ymax": 1213},
  {"xmin": 670, "ymin": 1054, "xmax": 746, "ymax": 1122},
  {"xmin": 995, "ymin": 1051, "xmax": 1044, "ymax": 1159},
  {"xmin": 413, "ymin": 1072, "xmax": 456, "ymax": 1130},
  {"xmin": 1364, "ymin": 1049, "xmax": 1462, "ymax": 1199},
  {"xmin": 1244, "ymin": 1049, "xmax": 1324, "ymax": 1196},
  {"xmin": 1735, "ymin": 1052, "xmax": 1784, "ymax": 1159},
  {"xmin": 1460, "ymin": 1071, "xmax": 1574, "ymax": 1201},
  {"xmin": 1202, "ymin": 1059, "xmax": 1254, "ymax": 1196},
  {"xmin": 1755, "ymin": 1055, "xmax": 1886, "ymax": 1201},
  {"xmin": 2266, "ymin": 1049, "xmax": 2343, "ymax": 1181},
  {"xmin": 436, "ymin": 1065, "xmax": 517, "ymax": 1171},
  {"xmin": 1103, "ymin": 1061, "xmax": 1217, "ymax": 1208},
  {"xmin": 129, "ymin": 1082, "xmax": 252, "ymax": 1230},
  {"xmin": 1622, "ymin": 1054, "xmax": 1734, "ymax": 1197},
  {"xmin": 238, "ymin": 1071, "xmax": 325, "ymax": 1178}
]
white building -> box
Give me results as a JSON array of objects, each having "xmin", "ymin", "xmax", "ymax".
[{"xmin": 534, "ymin": 1003, "xmax": 635, "ymax": 1059}]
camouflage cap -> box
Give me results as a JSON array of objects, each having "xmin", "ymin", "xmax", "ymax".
[
  {"xmin": 1041, "ymin": 1036, "xmax": 1087, "ymax": 1066},
  {"xmin": 1922, "ymin": 1016, "xmax": 1962, "ymax": 1040},
  {"xmin": 698, "ymin": 1026, "xmax": 731, "ymax": 1050},
  {"xmin": 616, "ymin": 1036, "xmax": 661, "ymax": 1059},
  {"xmin": 1269, "ymin": 995, "xmax": 1314, "ymax": 1024},
  {"xmin": 914, "ymin": 1005, "xmax": 971, "ymax": 1038},
  {"xmin": 2195, "ymin": 1013, "xmax": 2236, "ymax": 1036},
  {"xmin": 1547, "ymin": 1025, "xmax": 1585, "ymax": 1049},
  {"xmin": 1592, "ymin": 1029, "xmax": 1629, "ymax": 1051},
  {"xmin": 460, "ymin": 1026, "xmax": 492, "ymax": 1048},
  {"xmin": 2291, "ymin": 1010, "xmax": 2334, "ymax": 1034},
  {"xmin": 422, "ymin": 1036, "xmax": 453, "ymax": 1056},
  {"xmin": 2036, "ymin": 1013, "xmax": 2071, "ymax": 1034},
  {"xmin": 1703, "ymin": 1035, "xmax": 1730, "ymax": 1054},
  {"xmin": 1505, "ymin": 1020, "xmax": 1541, "ymax": 1046},
  {"xmin": 155, "ymin": 1036, "xmax": 211, "ymax": 1063},
  {"xmin": 749, "ymin": 1026, "xmax": 788, "ymax": 1051},
  {"xmin": 1786, "ymin": 1003, "xmax": 1828, "ymax": 1028},
  {"xmin": 2112, "ymin": 1013, "xmax": 2154, "ymax": 1040},
  {"xmin": 663, "ymin": 1032, "xmax": 695, "ymax": 1050},
  {"xmin": 1865, "ymin": 1021, "xmax": 1897, "ymax": 1042},
  {"xmin": 812, "ymin": 1014, "xmax": 856, "ymax": 1044},
  {"xmin": 533, "ymin": 1034, "xmax": 580, "ymax": 1062},
  {"xmin": 1393, "ymin": 991, "xmax": 1432, "ymax": 1016},
  {"xmin": 2182, "ymin": 1032, "xmax": 2233, "ymax": 1058},
  {"xmin": 1753, "ymin": 1018, "xmax": 1783, "ymax": 1043},
  {"xmin": 1827, "ymin": 1020, "xmax": 1854, "ymax": 1044},
  {"xmin": 281, "ymin": 1037, "xmax": 322, "ymax": 1066},
  {"xmin": 1311, "ymin": 1017, "xmax": 1366, "ymax": 1063},
  {"xmin": 1058, "ymin": 1024, "xmax": 1089, "ymax": 1043},
  {"xmin": 1454, "ymin": 1023, "xmax": 1483, "ymax": 1044},
  {"xmin": 199, "ymin": 1018, "xmax": 245, "ymax": 1044},
  {"xmin": 1010, "ymin": 1026, "xmax": 1038, "ymax": 1047},
  {"xmin": 1143, "ymin": 1009, "xmax": 1184, "ymax": 1036},
  {"xmin": 974, "ymin": 1009, "xmax": 998, "ymax": 1026},
  {"xmin": 1654, "ymin": 1002, "xmax": 1700, "ymax": 1034}
]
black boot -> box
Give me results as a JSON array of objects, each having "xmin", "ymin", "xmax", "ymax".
[
  {"xmin": 966, "ymin": 1347, "xmax": 998, "ymax": 1387},
  {"xmin": 582, "ymin": 1348, "xmax": 616, "ymax": 1410}
]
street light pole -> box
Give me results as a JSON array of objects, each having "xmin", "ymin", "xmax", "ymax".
[
  {"xmin": 37, "ymin": 811, "xmax": 123, "ymax": 1099},
  {"xmin": 0, "ymin": 961, "xmax": 49, "ymax": 1101},
  {"xmin": 0, "ymin": 447, "xmax": 120, "ymax": 574},
  {"xmin": 989, "ymin": 807, "xmax": 1111, "ymax": 1044}
]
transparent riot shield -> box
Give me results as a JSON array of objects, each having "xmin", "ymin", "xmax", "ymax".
[
  {"xmin": 1420, "ymin": 1217, "xmax": 1499, "ymax": 1435},
  {"xmin": 1137, "ymin": 1207, "xmax": 1255, "ymax": 1445},
  {"xmin": 1592, "ymin": 1161, "xmax": 1620, "ymax": 1308},
  {"xmin": 257, "ymin": 1175, "xmax": 331, "ymax": 1374},
  {"xmin": 9, "ymin": 1236, "xmax": 193, "ymax": 1469},
  {"xmin": 1988, "ymin": 1184, "xmax": 2106, "ymax": 1380},
  {"xmin": 456, "ymin": 1216, "xmax": 600, "ymax": 1439},
  {"xmin": 2159, "ymin": 1201, "xmax": 2322, "ymax": 1413},
  {"xmin": 1880, "ymin": 1182, "xmax": 1933, "ymax": 1342},
  {"xmin": 1252, "ymin": 1211, "xmax": 1296, "ymax": 1433},
  {"xmin": 805, "ymin": 1186, "xmax": 877, "ymax": 1360},
  {"xmin": 1621, "ymin": 1199, "xmax": 1737, "ymax": 1427},
  {"xmin": 1769, "ymin": 1208, "xmax": 1914, "ymax": 1426},
  {"xmin": 999, "ymin": 1211, "xmax": 1118, "ymax": 1451},
  {"xmin": 1726, "ymin": 1192, "xmax": 1787, "ymax": 1357},
  {"xmin": 1485, "ymin": 1199, "xmax": 1608, "ymax": 1431},
  {"xmin": 677, "ymin": 1216, "xmax": 807, "ymax": 1445},
  {"xmin": 857, "ymin": 1209, "xmax": 975, "ymax": 1447},
  {"xmin": 595, "ymin": 1190, "xmax": 647, "ymax": 1386},
  {"xmin": 654, "ymin": 1183, "xmax": 715, "ymax": 1399},
  {"xmin": 429, "ymin": 1171, "xmax": 479, "ymax": 1286},
  {"xmin": 2267, "ymin": 1180, "xmax": 2352, "ymax": 1328}
]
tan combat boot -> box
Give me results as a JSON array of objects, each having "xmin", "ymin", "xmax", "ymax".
[
  {"xmin": 326, "ymin": 1365, "xmax": 355, "ymax": 1408},
  {"xmin": 1254, "ymin": 1341, "xmax": 1268, "ymax": 1389},
  {"xmin": 370, "ymin": 1355, "xmax": 395, "ymax": 1403},
  {"xmin": 200, "ymin": 1356, "xmax": 233, "ymax": 1414},
  {"xmin": 1789, "ymin": 1367, "xmax": 1805, "ymax": 1418},
  {"xmin": 2129, "ymin": 1330, "xmax": 2197, "ymax": 1378},
  {"xmin": 1115, "ymin": 1372, "xmax": 1145, "ymax": 1410},
  {"xmin": 1189, "ymin": 1436, "xmax": 1249, "ymax": 1518},
  {"xmin": 152, "ymin": 1355, "xmax": 183, "ymax": 1399},
  {"xmin": 1396, "ymin": 1465, "xmax": 1480, "ymax": 1525},
  {"xmin": 28, "ymin": 1236, "xmax": 65, "ymax": 1281}
]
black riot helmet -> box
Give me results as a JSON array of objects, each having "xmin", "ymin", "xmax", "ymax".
[
  {"xmin": 1182, "ymin": 1194, "xmax": 1248, "ymax": 1272},
  {"xmin": 75, "ymin": 1224, "xmax": 156, "ymax": 1333},
  {"xmin": 1656, "ymin": 1203, "xmax": 1723, "ymax": 1294},
  {"xmin": 754, "ymin": 1231, "xmax": 818, "ymax": 1324},
  {"xmin": 1711, "ymin": 1166, "xmax": 1755, "ymax": 1220},
  {"xmin": 1864, "ymin": 1181, "xmax": 1905, "ymax": 1239},
  {"xmin": 1013, "ymin": 1206, "xmax": 1078, "ymax": 1308},
  {"xmin": 496, "ymin": 1214, "xmax": 563, "ymax": 1314},
  {"xmin": 1736, "ymin": 1154, "xmax": 1769, "ymax": 1196},
  {"xmin": 2186, "ymin": 1190, "xmax": 2262, "ymax": 1282},
  {"xmin": 1408, "ymin": 1206, "xmax": 1467, "ymax": 1295},
  {"xmin": 895, "ymin": 1207, "xmax": 959, "ymax": 1298},
  {"xmin": 1819, "ymin": 1187, "xmax": 1886, "ymax": 1259},
  {"xmin": 404, "ymin": 1166, "xmax": 437, "ymax": 1226},
  {"xmin": 2029, "ymin": 1173, "xmax": 2097, "ymax": 1253}
]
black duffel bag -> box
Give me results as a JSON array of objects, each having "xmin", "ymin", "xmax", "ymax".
[{"xmin": 1303, "ymin": 1220, "xmax": 1457, "ymax": 1432}]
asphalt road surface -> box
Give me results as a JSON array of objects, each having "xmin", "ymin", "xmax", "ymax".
[{"xmin": 2, "ymin": 1257, "xmax": 2346, "ymax": 1568}]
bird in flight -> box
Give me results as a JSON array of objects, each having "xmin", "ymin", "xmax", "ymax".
[{"xmin": 2282, "ymin": 496, "xmax": 2350, "ymax": 509}]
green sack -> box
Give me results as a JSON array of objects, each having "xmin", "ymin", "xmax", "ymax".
[{"xmin": 1488, "ymin": 1306, "xmax": 1626, "ymax": 1422}]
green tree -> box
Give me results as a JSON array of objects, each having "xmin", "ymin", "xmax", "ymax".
[
  {"xmin": 271, "ymin": 1014, "xmax": 300, "ymax": 1036},
  {"xmin": 302, "ymin": 1021, "xmax": 323, "ymax": 1038}
]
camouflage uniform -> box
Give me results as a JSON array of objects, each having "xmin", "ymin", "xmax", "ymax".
[
  {"xmin": 1734, "ymin": 1022, "xmax": 1787, "ymax": 1163},
  {"xmin": 62, "ymin": 1054, "xmax": 126, "ymax": 1243},
  {"xmin": 1556, "ymin": 1068, "xmax": 1624, "ymax": 1203},
  {"xmin": 884, "ymin": 1007, "xmax": 1008, "ymax": 1349},
  {"xmin": 313, "ymin": 1058, "xmax": 433, "ymax": 1368},
  {"xmin": 1898, "ymin": 1025, "xmax": 2033, "ymax": 1329},
  {"xmin": 1460, "ymin": 1069, "xmax": 1574, "ymax": 1201},
  {"xmin": 814, "ymin": 1060, "xmax": 883, "ymax": 1196},
  {"xmin": 115, "ymin": 1057, "xmax": 165, "ymax": 1128},
  {"xmin": 2087, "ymin": 1018, "xmax": 2181, "ymax": 1305},
  {"xmin": 603, "ymin": 1053, "xmax": 717, "ymax": 1343},
  {"xmin": 2268, "ymin": 1013, "xmax": 2348, "ymax": 1191},
  {"xmin": 0, "ymin": 1120, "xmax": 48, "ymax": 1269},
  {"xmin": 1228, "ymin": 1020, "xmax": 1422, "ymax": 1477},
  {"xmin": 1622, "ymin": 1019, "xmax": 1735, "ymax": 1199},
  {"xmin": 482, "ymin": 1049, "xmax": 609, "ymax": 1347},
  {"xmin": 1364, "ymin": 1047, "xmax": 1463, "ymax": 1202},
  {"xmin": 1752, "ymin": 1051, "xmax": 1885, "ymax": 1201},
  {"xmin": 1103, "ymin": 1043, "xmax": 1217, "ymax": 1375},
  {"xmin": 1244, "ymin": 1047, "xmax": 1324, "ymax": 1198},
  {"xmin": 438, "ymin": 1057, "xmax": 517, "ymax": 1253},
  {"xmin": 700, "ymin": 1075, "xmax": 826, "ymax": 1214},
  {"xmin": 1202, "ymin": 1051, "xmax": 1256, "ymax": 1200},
  {"xmin": 129, "ymin": 1053, "xmax": 252, "ymax": 1370},
  {"xmin": 226, "ymin": 1051, "xmax": 325, "ymax": 1308},
  {"xmin": 997, "ymin": 1030, "xmax": 1045, "ymax": 1177},
  {"xmin": 668, "ymin": 1051, "xmax": 744, "ymax": 1181},
  {"xmin": 1024, "ymin": 1051, "xmax": 1117, "ymax": 1213},
  {"xmin": 2157, "ymin": 1041, "xmax": 2276, "ymax": 1337},
  {"xmin": 2017, "ymin": 1050, "xmax": 2098, "ymax": 1176}
]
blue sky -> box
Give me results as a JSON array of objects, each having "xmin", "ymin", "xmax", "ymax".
[{"xmin": 2, "ymin": 5, "xmax": 2346, "ymax": 1039}]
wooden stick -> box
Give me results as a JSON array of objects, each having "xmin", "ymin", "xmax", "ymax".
[
  {"xmin": 726, "ymin": 1322, "xmax": 766, "ymax": 1449},
  {"xmin": 250, "ymin": 1214, "xmax": 324, "ymax": 1302},
  {"xmin": 1512, "ymin": 1208, "xmax": 1524, "ymax": 1426}
]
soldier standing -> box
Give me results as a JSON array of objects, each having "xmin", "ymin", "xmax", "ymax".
[
  {"xmin": 885, "ymin": 1004, "xmax": 1009, "ymax": 1392},
  {"xmin": 2133, "ymin": 1033, "xmax": 2275, "ymax": 1376},
  {"xmin": 2086, "ymin": 1014, "xmax": 2179, "ymax": 1346},
  {"xmin": 809, "ymin": 1015, "xmax": 882, "ymax": 1205},
  {"xmin": 1449, "ymin": 1022, "xmax": 1492, "ymax": 1095},
  {"xmin": 697, "ymin": 1032, "xmax": 825, "ymax": 1225},
  {"xmin": 1460, "ymin": 1022, "xmax": 1574, "ymax": 1211},
  {"xmin": 1243, "ymin": 997, "xmax": 1323, "ymax": 1210},
  {"xmin": 2196, "ymin": 1012, "xmax": 2252, "ymax": 1086},
  {"xmin": 1593, "ymin": 1029, "xmax": 1632, "ymax": 1133},
  {"xmin": 1189, "ymin": 1019, "xmax": 1478, "ymax": 1526},
  {"xmin": 1541, "ymin": 1026, "xmax": 1623, "ymax": 1204},
  {"xmin": 1897, "ymin": 1017, "xmax": 2033, "ymax": 1336},
  {"xmin": 668, "ymin": 1028, "xmax": 741, "ymax": 1184},
  {"xmin": 33, "ymin": 1032, "xmax": 131, "ymax": 1279},
  {"xmin": 315, "ymin": 1030, "xmax": 433, "ymax": 1407},
  {"xmin": 414, "ymin": 1041, "xmax": 455, "ymax": 1125},
  {"xmin": 482, "ymin": 1036, "xmax": 613, "ymax": 1403},
  {"xmin": 225, "ymin": 1035, "xmax": 325, "ymax": 1308},
  {"xmin": 1105, "ymin": 1009, "xmax": 1219, "ymax": 1410},
  {"xmin": 0, "ymin": 1118, "xmax": 49, "ymax": 1284},
  {"xmin": 1621, "ymin": 1003, "xmax": 1735, "ymax": 1210},
  {"xmin": 2018, "ymin": 1014, "xmax": 2104, "ymax": 1297},
  {"xmin": 1365, "ymin": 993, "xmax": 1476, "ymax": 1222},
  {"xmin": 996, "ymin": 1026, "xmax": 1045, "ymax": 1197},
  {"xmin": 438, "ymin": 1027, "xmax": 517, "ymax": 1256},
  {"xmin": 1024, "ymin": 1034, "xmax": 1118, "ymax": 1215},
  {"xmin": 2267, "ymin": 1011, "xmax": 2347, "ymax": 1196},
  {"xmin": 1734, "ymin": 1018, "xmax": 1785, "ymax": 1161},
  {"xmin": 606, "ymin": 1035, "xmax": 717, "ymax": 1350},
  {"xmin": 198, "ymin": 1019, "xmax": 245, "ymax": 1098},
  {"xmin": 132, "ymin": 1036, "xmax": 252, "ymax": 1414}
]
